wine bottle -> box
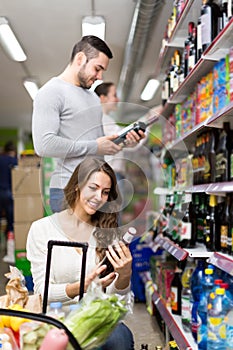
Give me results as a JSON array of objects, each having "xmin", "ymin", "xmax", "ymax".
[
  {"xmin": 201, "ymin": 0, "xmax": 221, "ymax": 53},
  {"xmin": 197, "ymin": 14, "xmax": 203, "ymax": 60},
  {"xmin": 99, "ymin": 227, "xmax": 137, "ymax": 278},
  {"xmin": 171, "ymin": 265, "xmax": 182, "ymax": 315},
  {"xmin": 220, "ymin": 195, "xmax": 230, "ymax": 254},
  {"xmin": 112, "ymin": 114, "xmax": 159, "ymax": 146},
  {"xmin": 184, "ymin": 21, "xmax": 195, "ymax": 77},
  {"xmin": 204, "ymin": 194, "xmax": 217, "ymax": 251},
  {"xmin": 188, "ymin": 25, "xmax": 197, "ymax": 73},
  {"xmin": 215, "ymin": 122, "xmax": 231, "ymax": 182}
]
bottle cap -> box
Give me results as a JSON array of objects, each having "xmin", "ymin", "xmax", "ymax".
[
  {"xmin": 215, "ymin": 288, "xmax": 225, "ymax": 295},
  {"xmin": 50, "ymin": 301, "xmax": 62, "ymax": 309},
  {"xmin": 205, "ymin": 268, "xmax": 213, "ymax": 275}
]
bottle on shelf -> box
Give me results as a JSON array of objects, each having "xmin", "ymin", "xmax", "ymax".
[
  {"xmin": 200, "ymin": 0, "xmax": 222, "ymax": 53},
  {"xmin": 197, "ymin": 268, "xmax": 214, "ymax": 350},
  {"xmin": 181, "ymin": 257, "xmax": 195, "ymax": 333},
  {"xmin": 207, "ymin": 287, "xmax": 227, "ymax": 350},
  {"xmin": 204, "ymin": 194, "xmax": 217, "ymax": 251},
  {"xmin": 190, "ymin": 259, "xmax": 206, "ymax": 342},
  {"xmin": 188, "ymin": 24, "xmax": 197, "ymax": 73},
  {"xmin": 173, "ymin": 49, "xmax": 183, "ymax": 92},
  {"xmin": 180, "ymin": 194, "xmax": 193, "ymax": 248},
  {"xmin": 215, "ymin": 122, "xmax": 232, "ymax": 183},
  {"xmin": 197, "ymin": 14, "xmax": 203, "ymax": 61},
  {"xmin": 197, "ymin": 193, "xmax": 206, "ymax": 244},
  {"xmin": 229, "ymin": 194, "xmax": 233, "ymax": 256},
  {"xmin": 170, "ymin": 264, "xmax": 183, "ymax": 316},
  {"xmin": 220, "ymin": 0, "xmax": 230, "ymax": 30},
  {"xmin": 184, "ymin": 21, "xmax": 195, "ymax": 77},
  {"xmin": 220, "ymin": 194, "xmax": 230, "ymax": 254}
]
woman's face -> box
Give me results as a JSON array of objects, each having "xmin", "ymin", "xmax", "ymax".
[{"xmin": 76, "ymin": 170, "xmax": 112, "ymax": 217}]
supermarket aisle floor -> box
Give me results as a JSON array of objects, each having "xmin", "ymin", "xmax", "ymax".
[{"xmin": 0, "ymin": 249, "xmax": 165, "ymax": 350}]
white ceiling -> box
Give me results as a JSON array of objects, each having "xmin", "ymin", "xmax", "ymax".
[{"xmin": 0, "ymin": 0, "xmax": 172, "ymax": 132}]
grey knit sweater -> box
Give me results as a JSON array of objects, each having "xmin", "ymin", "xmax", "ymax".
[{"xmin": 32, "ymin": 77, "xmax": 104, "ymax": 188}]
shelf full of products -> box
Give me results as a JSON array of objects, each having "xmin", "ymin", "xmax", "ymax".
[{"xmin": 141, "ymin": 271, "xmax": 197, "ymax": 350}]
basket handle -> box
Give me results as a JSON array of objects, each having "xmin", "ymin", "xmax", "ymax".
[{"xmin": 43, "ymin": 240, "xmax": 88, "ymax": 314}]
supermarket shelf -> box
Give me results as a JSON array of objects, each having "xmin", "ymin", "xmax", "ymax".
[
  {"xmin": 207, "ymin": 252, "xmax": 233, "ymax": 276},
  {"xmin": 154, "ymin": 182, "xmax": 233, "ymax": 196},
  {"xmin": 153, "ymin": 234, "xmax": 188, "ymax": 261},
  {"xmin": 203, "ymin": 17, "xmax": 233, "ymax": 61},
  {"xmin": 185, "ymin": 243, "xmax": 212, "ymax": 258},
  {"xmin": 155, "ymin": 0, "xmax": 202, "ymax": 78},
  {"xmin": 141, "ymin": 272, "xmax": 197, "ymax": 350},
  {"xmin": 153, "ymin": 234, "xmax": 211, "ymax": 260}
]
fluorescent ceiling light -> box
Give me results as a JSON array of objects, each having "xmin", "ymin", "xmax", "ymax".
[
  {"xmin": 23, "ymin": 79, "xmax": 39, "ymax": 100},
  {"xmin": 141, "ymin": 79, "xmax": 160, "ymax": 101},
  {"xmin": 0, "ymin": 17, "xmax": 27, "ymax": 62},
  {"xmin": 82, "ymin": 16, "xmax": 105, "ymax": 40}
]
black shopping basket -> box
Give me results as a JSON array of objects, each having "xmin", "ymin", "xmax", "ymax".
[{"xmin": 0, "ymin": 240, "xmax": 89, "ymax": 350}]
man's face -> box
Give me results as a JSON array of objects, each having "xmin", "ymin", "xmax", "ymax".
[{"xmin": 78, "ymin": 52, "xmax": 109, "ymax": 89}]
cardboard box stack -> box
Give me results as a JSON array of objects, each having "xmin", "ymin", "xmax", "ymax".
[{"xmin": 12, "ymin": 157, "xmax": 44, "ymax": 290}]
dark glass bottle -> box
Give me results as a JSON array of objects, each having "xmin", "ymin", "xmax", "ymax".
[
  {"xmin": 180, "ymin": 194, "xmax": 193, "ymax": 248},
  {"xmin": 197, "ymin": 14, "xmax": 203, "ymax": 60},
  {"xmin": 171, "ymin": 265, "xmax": 182, "ymax": 315},
  {"xmin": 204, "ymin": 194, "xmax": 217, "ymax": 251},
  {"xmin": 215, "ymin": 122, "xmax": 231, "ymax": 182},
  {"xmin": 201, "ymin": 0, "xmax": 221, "ymax": 53},
  {"xmin": 229, "ymin": 193, "xmax": 233, "ymax": 256},
  {"xmin": 197, "ymin": 193, "xmax": 205, "ymax": 243},
  {"xmin": 220, "ymin": 0, "xmax": 229, "ymax": 30},
  {"xmin": 220, "ymin": 194, "xmax": 230, "ymax": 254},
  {"xmin": 184, "ymin": 21, "xmax": 195, "ymax": 77},
  {"xmin": 188, "ymin": 25, "xmax": 197, "ymax": 73}
]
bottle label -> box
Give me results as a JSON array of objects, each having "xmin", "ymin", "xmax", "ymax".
[
  {"xmin": 201, "ymin": 12, "xmax": 211, "ymax": 45},
  {"xmin": 180, "ymin": 222, "xmax": 192, "ymax": 240},
  {"xmin": 208, "ymin": 317, "xmax": 226, "ymax": 340},
  {"xmin": 171, "ymin": 286, "xmax": 178, "ymax": 311},
  {"xmin": 123, "ymin": 231, "xmax": 134, "ymax": 244},
  {"xmin": 181, "ymin": 295, "xmax": 191, "ymax": 322},
  {"xmin": 220, "ymin": 225, "xmax": 228, "ymax": 248},
  {"xmin": 215, "ymin": 153, "xmax": 227, "ymax": 180}
]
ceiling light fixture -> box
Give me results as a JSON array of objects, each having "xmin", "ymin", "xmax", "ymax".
[
  {"xmin": 140, "ymin": 79, "xmax": 160, "ymax": 101},
  {"xmin": 82, "ymin": 15, "xmax": 105, "ymax": 40},
  {"xmin": 23, "ymin": 79, "xmax": 39, "ymax": 100},
  {"xmin": 0, "ymin": 17, "xmax": 27, "ymax": 62}
]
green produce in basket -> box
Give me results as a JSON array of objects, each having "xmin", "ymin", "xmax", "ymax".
[{"xmin": 64, "ymin": 294, "xmax": 127, "ymax": 350}]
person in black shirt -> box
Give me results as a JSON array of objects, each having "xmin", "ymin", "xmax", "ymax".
[{"xmin": 0, "ymin": 141, "xmax": 17, "ymax": 242}]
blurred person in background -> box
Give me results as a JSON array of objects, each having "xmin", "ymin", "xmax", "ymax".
[
  {"xmin": 0, "ymin": 141, "xmax": 17, "ymax": 262},
  {"xmin": 95, "ymin": 82, "xmax": 146, "ymax": 223}
]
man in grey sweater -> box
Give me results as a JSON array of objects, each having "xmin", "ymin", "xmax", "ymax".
[{"xmin": 32, "ymin": 35, "xmax": 144, "ymax": 212}]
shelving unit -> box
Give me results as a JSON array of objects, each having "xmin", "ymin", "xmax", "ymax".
[
  {"xmin": 141, "ymin": 271, "xmax": 197, "ymax": 350},
  {"xmin": 146, "ymin": 0, "xmax": 233, "ymax": 348}
]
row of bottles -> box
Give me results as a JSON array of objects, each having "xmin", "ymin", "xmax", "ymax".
[
  {"xmin": 192, "ymin": 123, "xmax": 233, "ymax": 185},
  {"xmin": 162, "ymin": 0, "xmax": 233, "ymax": 104},
  {"xmin": 170, "ymin": 259, "xmax": 233, "ymax": 349},
  {"xmin": 156, "ymin": 191, "xmax": 233, "ymax": 255},
  {"xmin": 163, "ymin": 0, "xmax": 233, "ymax": 53}
]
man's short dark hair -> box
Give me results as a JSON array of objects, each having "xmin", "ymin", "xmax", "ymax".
[
  {"xmin": 70, "ymin": 35, "xmax": 113, "ymax": 62},
  {"xmin": 94, "ymin": 82, "xmax": 114, "ymax": 97}
]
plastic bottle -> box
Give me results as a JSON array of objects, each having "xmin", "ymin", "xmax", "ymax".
[
  {"xmin": 47, "ymin": 301, "xmax": 65, "ymax": 320},
  {"xmin": 181, "ymin": 257, "xmax": 195, "ymax": 332},
  {"xmin": 207, "ymin": 287, "xmax": 227, "ymax": 350},
  {"xmin": 197, "ymin": 268, "xmax": 214, "ymax": 350},
  {"xmin": 226, "ymin": 308, "xmax": 233, "ymax": 350},
  {"xmin": 190, "ymin": 259, "xmax": 206, "ymax": 342}
]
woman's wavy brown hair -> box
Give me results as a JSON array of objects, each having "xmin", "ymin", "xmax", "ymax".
[{"xmin": 64, "ymin": 157, "xmax": 121, "ymax": 259}]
